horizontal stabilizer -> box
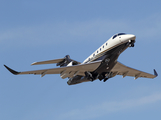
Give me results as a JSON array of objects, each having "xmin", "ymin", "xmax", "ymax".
[
  {"xmin": 31, "ymin": 58, "xmax": 65, "ymax": 65},
  {"xmin": 4, "ymin": 65, "xmax": 20, "ymax": 75},
  {"xmin": 31, "ymin": 56, "xmax": 81, "ymax": 66}
]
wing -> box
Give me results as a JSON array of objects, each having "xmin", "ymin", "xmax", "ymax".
[
  {"xmin": 111, "ymin": 61, "xmax": 158, "ymax": 79},
  {"xmin": 4, "ymin": 60, "xmax": 102, "ymax": 78}
]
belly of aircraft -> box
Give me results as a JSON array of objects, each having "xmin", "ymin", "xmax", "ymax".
[{"xmin": 68, "ymin": 42, "xmax": 130, "ymax": 85}]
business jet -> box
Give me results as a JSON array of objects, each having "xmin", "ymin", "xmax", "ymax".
[{"xmin": 4, "ymin": 33, "xmax": 158, "ymax": 85}]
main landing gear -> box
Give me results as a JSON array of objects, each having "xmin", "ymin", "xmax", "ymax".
[
  {"xmin": 103, "ymin": 77, "xmax": 109, "ymax": 82},
  {"xmin": 85, "ymin": 71, "xmax": 113, "ymax": 83},
  {"xmin": 85, "ymin": 71, "xmax": 94, "ymax": 81},
  {"xmin": 98, "ymin": 72, "xmax": 113, "ymax": 82}
]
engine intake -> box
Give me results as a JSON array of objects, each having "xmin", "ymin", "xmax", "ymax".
[
  {"xmin": 56, "ymin": 55, "xmax": 71, "ymax": 67},
  {"xmin": 57, "ymin": 55, "xmax": 79, "ymax": 67}
]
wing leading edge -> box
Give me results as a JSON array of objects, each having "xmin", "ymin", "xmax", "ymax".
[{"xmin": 111, "ymin": 62, "xmax": 158, "ymax": 79}]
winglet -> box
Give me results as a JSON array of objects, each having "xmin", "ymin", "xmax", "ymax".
[
  {"xmin": 154, "ymin": 69, "xmax": 158, "ymax": 77},
  {"xmin": 4, "ymin": 65, "xmax": 20, "ymax": 75}
]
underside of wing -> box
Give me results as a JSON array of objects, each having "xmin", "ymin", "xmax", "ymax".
[
  {"xmin": 4, "ymin": 60, "xmax": 102, "ymax": 78},
  {"xmin": 111, "ymin": 61, "xmax": 157, "ymax": 79}
]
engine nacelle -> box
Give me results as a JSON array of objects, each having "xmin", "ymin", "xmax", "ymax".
[
  {"xmin": 56, "ymin": 55, "xmax": 71, "ymax": 67},
  {"xmin": 67, "ymin": 61, "xmax": 79, "ymax": 66},
  {"xmin": 57, "ymin": 55, "xmax": 79, "ymax": 67}
]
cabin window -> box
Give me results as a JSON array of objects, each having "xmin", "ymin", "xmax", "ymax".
[
  {"xmin": 93, "ymin": 54, "xmax": 95, "ymax": 56},
  {"xmin": 97, "ymin": 51, "xmax": 98, "ymax": 53},
  {"xmin": 103, "ymin": 46, "xmax": 104, "ymax": 48},
  {"xmin": 100, "ymin": 48, "xmax": 101, "ymax": 51},
  {"xmin": 106, "ymin": 43, "xmax": 108, "ymax": 46}
]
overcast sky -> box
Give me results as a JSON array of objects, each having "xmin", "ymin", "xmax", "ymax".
[{"xmin": 1, "ymin": 0, "xmax": 161, "ymax": 120}]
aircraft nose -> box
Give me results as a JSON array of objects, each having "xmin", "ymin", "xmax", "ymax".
[
  {"xmin": 128, "ymin": 34, "xmax": 136, "ymax": 41},
  {"xmin": 120, "ymin": 34, "xmax": 136, "ymax": 43}
]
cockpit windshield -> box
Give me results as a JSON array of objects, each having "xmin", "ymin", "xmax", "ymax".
[{"xmin": 112, "ymin": 33, "xmax": 126, "ymax": 39}]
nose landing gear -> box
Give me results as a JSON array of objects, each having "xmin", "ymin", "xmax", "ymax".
[{"xmin": 129, "ymin": 40, "xmax": 135, "ymax": 47}]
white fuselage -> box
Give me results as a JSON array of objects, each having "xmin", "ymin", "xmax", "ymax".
[{"xmin": 83, "ymin": 34, "xmax": 136, "ymax": 63}]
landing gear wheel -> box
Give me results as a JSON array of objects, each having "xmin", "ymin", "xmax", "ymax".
[
  {"xmin": 103, "ymin": 78, "xmax": 109, "ymax": 82},
  {"xmin": 98, "ymin": 74, "xmax": 104, "ymax": 81},
  {"xmin": 90, "ymin": 78, "xmax": 94, "ymax": 82},
  {"xmin": 130, "ymin": 43, "xmax": 134, "ymax": 47},
  {"xmin": 129, "ymin": 40, "xmax": 135, "ymax": 47}
]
